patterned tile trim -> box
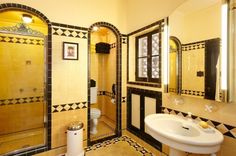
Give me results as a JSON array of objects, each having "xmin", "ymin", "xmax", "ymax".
[
  {"xmin": 85, "ymin": 135, "xmax": 153, "ymax": 155},
  {"xmin": 110, "ymin": 42, "xmax": 116, "ymax": 49},
  {"xmin": 181, "ymin": 89, "xmax": 205, "ymax": 97},
  {"xmin": 97, "ymin": 91, "xmax": 113, "ymax": 97},
  {"xmin": 127, "ymin": 81, "xmax": 161, "ymax": 88},
  {"xmin": 52, "ymin": 101, "xmax": 87, "ymax": 113},
  {"xmin": 122, "ymin": 97, "xmax": 126, "ymax": 103},
  {"xmin": 0, "ymin": 35, "xmax": 44, "ymax": 45},
  {"xmin": 162, "ymin": 107, "xmax": 236, "ymax": 139},
  {"xmin": 182, "ymin": 41, "xmax": 205, "ymax": 51},
  {"xmin": 97, "ymin": 91, "xmax": 126, "ymax": 103},
  {"xmin": 52, "ymin": 24, "xmax": 88, "ymax": 39},
  {"xmin": 0, "ymin": 96, "xmax": 44, "ymax": 106},
  {"xmin": 122, "ymin": 36, "xmax": 127, "ymax": 44}
]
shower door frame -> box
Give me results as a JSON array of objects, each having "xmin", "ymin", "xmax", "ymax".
[
  {"xmin": 0, "ymin": 3, "xmax": 52, "ymax": 156},
  {"xmin": 87, "ymin": 22, "xmax": 122, "ymax": 145}
]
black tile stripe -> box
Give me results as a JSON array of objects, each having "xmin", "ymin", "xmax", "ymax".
[
  {"xmin": 52, "ymin": 26, "xmax": 88, "ymax": 39},
  {"xmin": 0, "ymin": 35, "xmax": 44, "ymax": 45},
  {"xmin": 85, "ymin": 136, "xmax": 154, "ymax": 155},
  {"xmin": 162, "ymin": 107, "xmax": 236, "ymax": 139},
  {"xmin": 0, "ymin": 96, "xmax": 44, "ymax": 106},
  {"xmin": 52, "ymin": 101, "xmax": 87, "ymax": 113},
  {"xmin": 127, "ymin": 81, "xmax": 161, "ymax": 88}
]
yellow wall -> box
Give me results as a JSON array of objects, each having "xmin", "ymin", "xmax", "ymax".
[
  {"xmin": 51, "ymin": 29, "xmax": 88, "ymax": 148},
  {"xmin": 169, "ymin": 40, "xmax": 177, "ymax": 92},
  {"xmin": 0, "ymin": 0, "xmax": 127, "ymax": 33},
  {"xmin": 0, "ymin": 34, "xmax": 45, "ymax": 134},
  {"xmin": 169, "ymin": 1, "xmax": 221, "ymax": 43},
  {"xmin": 126, "ymin": 0, "xmax": 186, "ymax": 32}
]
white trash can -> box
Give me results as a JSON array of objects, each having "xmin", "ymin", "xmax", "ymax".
[{"xmin": 66, "ymin": 121, "xmax": 84, "ymax": 156}]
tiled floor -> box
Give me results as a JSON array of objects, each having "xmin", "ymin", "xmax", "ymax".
[
  {"xmin": 34, "ymin": 130, "xmax": 166, "ymax": 156},
  {"xmin": 90, "ymin": 120, "xmax": 115, "ymax": 141}
]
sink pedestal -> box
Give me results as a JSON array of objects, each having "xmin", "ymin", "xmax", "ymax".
[{"xmin": 169, "ymin": 148, "xmax": 187, "ymax": 156}]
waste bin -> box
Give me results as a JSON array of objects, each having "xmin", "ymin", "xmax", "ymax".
[{"xmin": 66, "ymin": 121, "xmax": 84, "ymax": 156}]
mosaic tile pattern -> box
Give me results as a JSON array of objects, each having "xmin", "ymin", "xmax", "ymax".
[
  {"xmin": 182, "ymin": 41, "xmax": 205, "ymax": 51},
  {"xmin": 122, "ymin": 36, "xmax": 127, "ymax": 44},
  {"xmin": 0, "ymin": 96, "xmax": 44, "ymax": 106},
  {"xmin": 181, "ymin": 89, "xmax": 205, "ymax": 97},
  {"xmin": 122, "ymin": 97, "xmax": 126, "ymax": 103},
  {"xmin": 85, "ymin": 136, "xmax": 153, "ymax": 155},
  {"xmin": 0, "ymin": 35, "xmax": 44, "ymax": 45},
  {"xmin": 97, "ymin": 91, "xmax": 126, "ymax": 103},
  {"xmin": 162, "ymin": 107, "xmax": 236, "ymax": 139},
  {"xmin": 52, "ymin": 102, "xmax": 87, "ymax": 113},
  {"xmin": 52, "ymin": 27, "xmax": 87, "ymax": 39}
]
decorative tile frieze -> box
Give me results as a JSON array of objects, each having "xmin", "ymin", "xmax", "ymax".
[
  {"xmin": 0, "ymin": 35, "xmax": 44, "ymax": 45},
  {"xmin": 85, "ymin": 136, "xmax": 153, "ymax": 155},
  {"xmin": 181, "ymin": 89, "xmax": 205, "ymax": 97},
  {"xmin": 0, "ymin": 96, "xmax": 44, "ymax": 106},
  {"xmin": 182, "ymin": 41, "xmax": 205, "ymax": 51},
  {"xmin": 122, "ymin": 97, "xmax": 126, "ymax": 103},
  {"xmin": 162, "ymin": 107, "xmax": 236, "ymax": 139},
  {"xmin": 122, "ymin": 36, "xmax": 127, "ymax": 44},
  {"xmin": 52, "ymin": 101, "xmax": 87, "ymax": 113},
  {"xmin": 52, "ymin": 23, "xmax": 88, "ymax": 39}
]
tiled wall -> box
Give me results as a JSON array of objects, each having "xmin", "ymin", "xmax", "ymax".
[
  {"xmin": 163, "ymin": 93, "xmax": 236, "ymax": 155},
  {"xmin": 51, "ymin": 23, "xmax": 88, "ymax": 148}
]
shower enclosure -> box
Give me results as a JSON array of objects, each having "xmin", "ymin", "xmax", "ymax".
[{"xmin": 0, "ymin": 10, "xmax": 48, "ymax": 155}]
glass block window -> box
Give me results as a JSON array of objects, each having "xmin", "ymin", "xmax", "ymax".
[{"xmin": 136, "ymin": 29, "xmax": 161, "ymax": 83}]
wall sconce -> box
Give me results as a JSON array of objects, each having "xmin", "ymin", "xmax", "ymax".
[
  {"xmin": 22, "ymin": 14, "xmax": 33, "ymax": 24},
  {"xmin": 163, "ymin": 17, "xmax": 169, "ymax": 92},
  {"xmin": 221, "ymin": 2, "xmax": 228, "ymax": 101}
]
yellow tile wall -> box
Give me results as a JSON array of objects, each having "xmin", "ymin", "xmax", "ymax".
[{"xmin": 51, "ymin": 32, "xmax": 88, "ymax": 148}]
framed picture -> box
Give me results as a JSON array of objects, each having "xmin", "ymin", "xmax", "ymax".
[{"xmin": 63, "ymin": 42, "xmax": 79, "ymax": 60}]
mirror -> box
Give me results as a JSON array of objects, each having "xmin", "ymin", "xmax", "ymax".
[{"xmin": 168, "ymin": 0, "xmax": 223, "ymax": 101}]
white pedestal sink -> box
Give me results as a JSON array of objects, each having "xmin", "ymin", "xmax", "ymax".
[{"xmin": 145, "ymin": 114, "xmax": 224, "ymax": 156}]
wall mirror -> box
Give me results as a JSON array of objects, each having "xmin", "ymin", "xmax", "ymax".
[{"xmin": 168, "ymin": 0, "xmax": 224, "ymax": 101}]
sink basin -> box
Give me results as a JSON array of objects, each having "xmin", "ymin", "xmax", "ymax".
[{"xmin": 145, "ymin": 113, "xmax": 224, "ymax": 156}]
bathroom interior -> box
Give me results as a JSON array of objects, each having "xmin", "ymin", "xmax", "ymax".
[
  {"xmin": 0, "ymin": 0, "xmax": 236, "ymax": 155},
  {"xmin": 89, "ymin": 26, "xmax": 117, "ymax": 141}
]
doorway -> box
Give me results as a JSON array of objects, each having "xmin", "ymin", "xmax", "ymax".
[{"xmin": 88, "ymin": 22, "xmax": 122, "ymax": 144}]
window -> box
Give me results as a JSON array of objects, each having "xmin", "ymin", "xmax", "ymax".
[{"xmin": 135, "ymin": 29, "xmax": 161, "ymax": 83}]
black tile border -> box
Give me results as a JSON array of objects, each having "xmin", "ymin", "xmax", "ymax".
[
  {"xmin": 52, "ymin": 101, "xmax": 87, "ymax": 113},
  {"xmin": 0, "ymin": 96, "xmax": 44, "ymax": 106},
  {"xmin": 51, "ymin": 26, "xmax": 88, "ymax": 39},
  {"xmin": 126, "ymin": 19, "xmax": 165, "ymax": 88},
  {"xmin": 0, "ymin": 35, "xmax": 44, "ymax": 45},
  {"xmin": 162, "ymin": 107, "xmax": 236, "ymax": 139},
  {"xmin": 85, "ymin": 135, "xmax": 154, "ymax": 155},
  {"xmin": 0, "ymin": 3, "xmax": 52, "ymax": 155},
  {"xmin": 127, "ymin": 81, "xmax": 161, "ymax": 88},
  {"xmin": 87, "ymin": 22, "xmax": 122, "ymax": 145}
]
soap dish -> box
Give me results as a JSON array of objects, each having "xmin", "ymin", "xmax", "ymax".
[{"xmin": 198, "ymin": 125, "xmax": 215, "ymax": 133}]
